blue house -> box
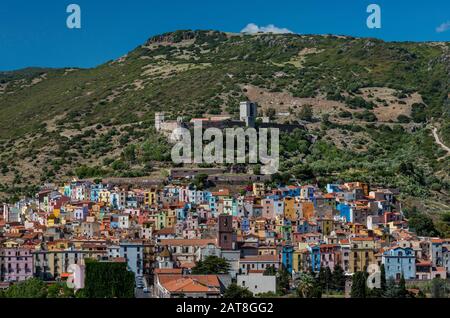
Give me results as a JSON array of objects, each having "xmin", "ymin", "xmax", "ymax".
[
  {"xmin": 176, "ymin": 204, "xmax": 189, "ymax": 221},
  {"xmin": 382, "ymin": 247, "xmax": 416, "ymax": 280},
  {"xmin": 297, "ymin": 219, "xmax": 317, "ymax": 234},
  {"xmin": 282, "ymin": 245, "xmax": 294, "ymax": 273},
  {"xmin": 241, "ymin": 217, "xmax": 250, "ymax": 233},
  {"xmin": 337, "ymin": 203, "xmax": 351, "ymax": 222},
  {"xmin": 110, "ymin": 215, "xmax": 119, "ymax": 229},
  {"xmin": 308, "ymin": 245, "xmax": 321, "ymax": 272},
  {"xmin": 326, "ymin": 184, "xmax": 342, "ymax": 193},
  {"xmin": 110, "ymin": 193, "xmax": 120, "ymax": 210},
  {"xmin": 209, "ymin": 196, "xmax": 218, "ymax": 215},
  {"xmin": 90, "ymin": 184, "xmax": 103, "ymax": 202}
]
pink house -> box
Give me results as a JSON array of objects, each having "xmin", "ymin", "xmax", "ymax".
[
  {"xmin": 0, "ymin": 246, "xmax": 34, "ymax": 282},
  {"xmin": 320, "ymin": 244, "xmax": 339, "ymax": 271},
  {"xmin": 262, "ymin": 199, "xmax": 275, "ymax": 219}
]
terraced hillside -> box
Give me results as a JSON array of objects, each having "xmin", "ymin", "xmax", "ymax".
[{"xmin": 0, "ymin": 30, "xmax": 449, "ymax": 226}]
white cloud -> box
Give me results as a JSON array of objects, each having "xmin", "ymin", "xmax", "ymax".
[
  {"xmin": 436, "ymin": 21, "xmax": 450, "ymax": 33},
  {"xmin": 241, "ymin": 23, "xmax": 293, "ymax": 34}
]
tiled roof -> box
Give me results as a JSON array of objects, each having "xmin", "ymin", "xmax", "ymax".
[
  {"xmin": 159, "ymin": 275, "xmax": 220, "ymax": 293},
  {"xmin": 240, "ymin": 255, "xmax": 278, "ymax": 262},
  {"xmin": 160, "ymin": 239, "xmax": 216, "ymax": 246}
]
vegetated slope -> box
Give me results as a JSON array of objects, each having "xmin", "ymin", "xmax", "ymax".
[{"xmin": 0, "ymin": 30, "xmax": 448, "ymax": 220}]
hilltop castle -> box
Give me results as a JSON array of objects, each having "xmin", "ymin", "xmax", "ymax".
[{"xmin": 155, "ymin": 101, "xmax": 304, "ymax": 142}]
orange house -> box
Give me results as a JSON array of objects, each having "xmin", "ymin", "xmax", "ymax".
[{"xmin": 302, "ymin": 202, "xmax": 315, "ymax": 220}]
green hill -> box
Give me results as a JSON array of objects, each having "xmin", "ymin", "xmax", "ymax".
[{"xmin": 0, "ymin": 30, "xmax": 449, "ymax": 221}]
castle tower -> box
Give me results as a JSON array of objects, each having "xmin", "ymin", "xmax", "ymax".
[
  {"xmin": 2, "ymin": 203, "xmax": 9, "ymax": 223},
  {"xmin": 155, "ymin": 112, "xmax": 165, "ymax": 131},
  {"xmin": 218, "ymin": 214, "xmax": 234, "ymax": 250},
  {"xmin": 239, "ymin": 101, "xmax": 258, "ymax": 127}
]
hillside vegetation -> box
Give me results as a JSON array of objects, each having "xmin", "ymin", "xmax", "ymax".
[{"xmin": 0, "ymin": 30, "xmax": 449, "ymax": 221}]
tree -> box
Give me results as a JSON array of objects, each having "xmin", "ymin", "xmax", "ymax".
[
  {"xmin": 276, "ymin": 266, "xmax": 291, "ymax": 295},
  {"xmin": 122, "ymin": 144, "xmax": 137, "ymax": 164},
  {"xmin": 191, "ymin": 256, "xmax": 230, "ymax": 275},
  {"xmin": 223, "ymin": 283, "xmax": 254, "ymax": 298},
  {"xmin": 324, "ymin": 267, "xmax": 332, "ymax": 292},
  {"xmin": 83, "ymin": 260, "xmax": 135, "ymax": 298},
  {"xmin": 263, "ymin": 265, "xmax": 277, "ymax": 276},
  {"xmin": 2, "ymin": 278, "xmax": 47, "ymax": 298},
  {"xmin": 331, "ymin": 264, "xmax": 346, "ymax": 292},
  {"xmin": 191, "ymin": 173, "xmax": 210, "ymax": 190},
  {"xmin": 398, "ymin": 275, "xmax": 408, "ymax": 298},
  {"xmin": 380, "ymin": 264, "xmax": 387, "ymax": 292},
  {"xmin": 266, "ymin": 108, "xmax": 276, "ymax": 120},
  {"xmin": 431, "ymin": 278, "xmax": 448, "ymax": 298},
  {"xmin": 408, "ymin": 213, "xmax": 440, "ymax": 237},
  {"xmin": 384, "ymin": 277, "xmax": 400, "ymax": 298},
  {"xmin": 296, "ymin": 272, "xmax": 321, "ymax": 298},
  {"xmin": 297, "ymin": 104, "xmax": 313, "ymax": 122},
  {"xmin": 318, "ymin": 267, "xmax": 332, "ymax": 292},
  {"xmin": 351, "ymin": 272, "xmax": 367, "ymax": 298},
  {"xmin": 47, "ymin": 282, "xmax": 74, "ymax": 298}
]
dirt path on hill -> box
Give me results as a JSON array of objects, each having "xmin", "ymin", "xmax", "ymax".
[{"xmin": 432, "ymin": 127, "xmax": 450, "ymax": 159}]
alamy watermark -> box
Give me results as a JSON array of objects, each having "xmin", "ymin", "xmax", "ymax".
[
  {"xmin": 366, "ymin": 263, "xmax": 382, "ymax": 289},
  {"xmin": 367, "ymin": 4, "xmax": 381, "ymax": 29},
  {"xmin": 170, "ymin": 121, "xmax": 280, "ymax": 175},
  {"xmin": 66, "ymin": 4, "xmax": 81, "ymax": 29}
]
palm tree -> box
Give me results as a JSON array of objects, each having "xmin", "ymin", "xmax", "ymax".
[{"xmin": 296, "ymin": 273, "xmax": 316, "ymax": 298}]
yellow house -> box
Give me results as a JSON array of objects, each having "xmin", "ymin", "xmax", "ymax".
[
  {"xmin": 148, "ymin": 212, "xmax": 166, "ymax": 230},
  {"xmin": 254, "ymin": 218, "xmax": 266, "ymax": 239},
  {"xmin": 47, "ymin": 214, "xmax": 57, "ymax": 227},
  {"xmin": 3, "ymin": 240, "xmax": 20, "ymax": 248},
  {"xmin": 144, "ymin": 189, "xmax": 157, "ymax": 206},
  {"xmin": 284, "ymin": 197, "xmax": 296, "ymax": 221},
  {"xmin": 253, "ymin": 183, "xmax": 265, "ymax": 197},
  {"xmin": 165, "ymin": 209, "xmax": 176, "ymax": 228},
  {"xmin": 98, "ymin": 189, "xmax": 111, "ymax": 205},
  {"xmin": 293, "ymin": 245, "xmax": 310, "ymax": 273},
  {"xmin": 349, "ymin": 237, "xmax": 376, "ymax": 273},
  {"xmin": 47, "ymin": 240, "xmax": 70, "ymax": 251},
  {"xmin": 318, "ymin": 218, "xmax": 333, "ymax": 236},
  {"xmin": 53, "ymin": 208, "xmax": 61, "ymax": 218},
  {"xmin": 349, "ymin": 223, "xmax": 365, "ymax": 235}
]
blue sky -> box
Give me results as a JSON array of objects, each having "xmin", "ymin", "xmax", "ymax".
[{"xmin": 0, "ymin": 0, "xmax": 449, "ymax": 71}]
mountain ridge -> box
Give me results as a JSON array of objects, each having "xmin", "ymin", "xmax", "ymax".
[{"xmin": 0, "ymin": 30, "xmax": 448, "ymax": 223}]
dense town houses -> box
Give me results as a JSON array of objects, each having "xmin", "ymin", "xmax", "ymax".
[{"xmin": 0, "ymin": 179, "xmax": 449, "ymax": 297}]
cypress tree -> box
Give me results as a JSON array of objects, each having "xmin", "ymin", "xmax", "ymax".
[
  {"xmin": 351, "ymin": 271, "xmax": 367, "ymax": 298},
  {"xmin": 380, "ymin": 264, "xmax": 387, "ymax": 291},
  {"xmin": 332, "ymin": 264, "xmax": 346, "ymax": 292},
  {"xmin": 398, "ymin": 274, "xmax": 408, "ymax": 298}
]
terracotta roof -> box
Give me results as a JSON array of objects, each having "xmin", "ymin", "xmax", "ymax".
[
  {"xmin": 350, "ymin": 237, "xmax": 374, "ymax": 242},
  {"xmin": 158, "ymin": 275, "xmax": 220, "ymax": 294},
  {"xmin": 416, "ymin": 260, "xmax": 431, "ymax": 267},
  {"xmin": 156, "ymin": 227, "xmax": 176, "ymax": 235},
  {"xmin": 179, "ymin": 261, "xmax": 196, "ymax": 269},
  {"xmin": 160, "ymin": 239, "xmax": 216, "ymax": 247},
  {"xmin": 240, "ymin": 255, "xmax": 278, "ymax": 262},
  {"xmin": 154, "ymin": 268, "xmax": 183, "ymax": 275},
  {"xmin": 211, "ymin": 189, "xmax": 230, "ymax": 196}
]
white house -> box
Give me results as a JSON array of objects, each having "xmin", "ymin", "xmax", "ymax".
[{"xmin": 237, "ymin": 273, "xmax": 276, "ymax": 295}]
